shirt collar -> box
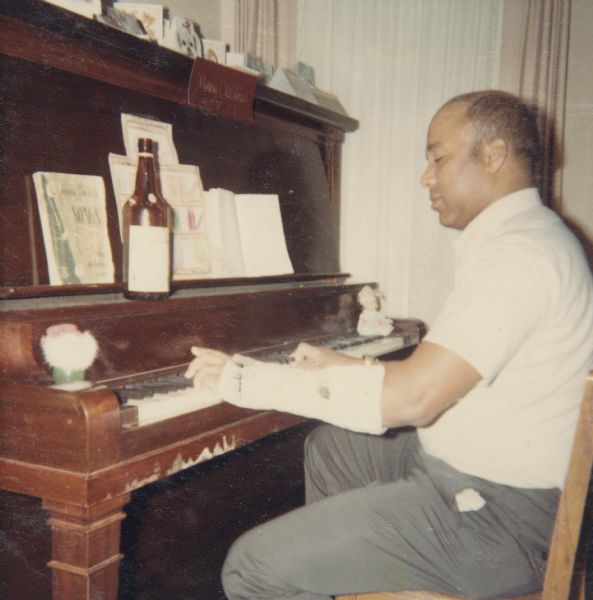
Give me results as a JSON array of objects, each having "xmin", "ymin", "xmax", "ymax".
[{"xmin": 453, "ymin": 188, "xmax": 542, "ymax": 256}]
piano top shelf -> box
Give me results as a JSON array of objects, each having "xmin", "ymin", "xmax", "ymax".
[
  {"xmin": 0, "ymin": 271, "xmax": 351, "ymax": 301},
  {"xmin": 0, "ymin": 0, "xmax": 359, "ymax": 133}
]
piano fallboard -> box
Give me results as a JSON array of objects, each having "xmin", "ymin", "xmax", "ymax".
[{"xmin": 0, "ymin": 281, "xmax": 420, "ymax": 381}]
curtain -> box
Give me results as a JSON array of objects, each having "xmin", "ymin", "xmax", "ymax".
[
  {"xmin": 296, "ymin": 0, "xmax": 503, "ymax": 325},
  {"xmin": 233, "ymin": 0, "xmax": 279, "ymax": 66},
  {"xmin": 499, "ymin": 0, "xmax": 572, "ymax": 210}
]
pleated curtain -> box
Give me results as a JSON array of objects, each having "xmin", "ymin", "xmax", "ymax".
[
  {"xmin": 228, "ymin": 0, "xmax": 571, "ymax": 326},
  {"xmin": 233, "ymin": 0, "xmax": 279, "ymax": 67},
  {"xmin": 296, "ymin": 0, "xmax": 503, "ymax": 325},
  {"xmin": 499, "ymin": 0, "xmax": 572, "ymax": 211}
]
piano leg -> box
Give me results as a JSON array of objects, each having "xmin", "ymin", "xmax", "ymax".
[{"xmin": 42, "ymin": 494, "xmax": 131, "ymax": 600}]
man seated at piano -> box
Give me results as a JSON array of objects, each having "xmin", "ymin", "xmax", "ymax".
[{"xmin": 185, "ymin": 90, "xmax": 593, "ymax": 600}]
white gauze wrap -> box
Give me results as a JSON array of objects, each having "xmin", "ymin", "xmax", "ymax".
[{"xmin": 218, "ymin": 354, "xmax": 386, "ymax": 435}]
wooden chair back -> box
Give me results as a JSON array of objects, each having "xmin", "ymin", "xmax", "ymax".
[{"xmin": 337, "ymin": 371, "xmax": 593, "ymax": 600}]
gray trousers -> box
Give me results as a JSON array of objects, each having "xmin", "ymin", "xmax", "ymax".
[{"xmin": 222, "ymin": 425, "xmax": 559, "ymax": 600}]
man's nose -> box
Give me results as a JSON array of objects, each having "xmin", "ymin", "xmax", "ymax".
[{"xmin": 420, "ymin": 163, "xmax": 434, "ymax": 188}]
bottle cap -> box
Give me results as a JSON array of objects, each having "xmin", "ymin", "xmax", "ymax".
[{"xmin": 138, "ymin": 138, "xmax": 154, "ymax": 154}]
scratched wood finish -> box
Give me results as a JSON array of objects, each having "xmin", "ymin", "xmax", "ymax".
[{"xmin": 0, "ymin": 424, "xmax": 313, "ymax": 600}]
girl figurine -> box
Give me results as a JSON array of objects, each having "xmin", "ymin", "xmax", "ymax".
[{"xmin": 356, "ymin": 285, "xmax": 394, "ymax": 336}]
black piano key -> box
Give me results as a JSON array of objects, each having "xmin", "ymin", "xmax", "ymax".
[
  {"xmin": 112, "ymin": 370, "xmax": 195, "ymax": 405},
  {"xmin": 158, "ymin": 374, "xmax": 193, "ymax": 388}
]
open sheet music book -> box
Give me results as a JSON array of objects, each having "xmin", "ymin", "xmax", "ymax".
[
  {"xmin": 112, "ymin": 113, "xmax": 293, "ymax": 281},
  {"xmin": 32, "ymin": 171, "xmax": 114, "ymax": 285},
  {"xmin": 204, "ymin": 189, "xmax": 294, "ymax": 278},
  {"xmin": 109, "ymin": 155, "xmax": 293, "ymax": 280},
  {"xmin": 108, "ymin": 154, "xmax": 211, "ymax": 279}
]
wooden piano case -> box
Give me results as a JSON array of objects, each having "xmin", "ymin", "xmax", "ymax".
[{"xmin": 0, "ymin": 2, "xmax": 422, "ymax": 599}]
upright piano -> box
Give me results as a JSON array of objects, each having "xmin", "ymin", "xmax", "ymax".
[{"xmin": 0, "ymin": 2, "xmax": 423, "ymax": 599}]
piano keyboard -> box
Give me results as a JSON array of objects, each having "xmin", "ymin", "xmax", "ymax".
[
  {"xmin": 113, "ymin": 333, "xmax": 406, "ymax": 427},
  {"xmin": 333, "ymin": 334, "xmax": 405, "ymax": 358},
  {"xmin": 250, "ymin": 333, "xmax": 406, "ymax": 363},
  {"xmin": 124, "ymin": 386, "xmax": 220, "ymax": 426}
]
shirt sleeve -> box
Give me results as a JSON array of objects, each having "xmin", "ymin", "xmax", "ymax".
[{"xmin": 425, "ymin": 243, "xmax": 546, "ymax": 385}]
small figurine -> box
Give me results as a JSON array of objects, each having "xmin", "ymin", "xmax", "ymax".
[
  {"xmin": 40, "ymin": 323, "xmax": 98, "ymax": 390},
  {"xmin": 356, "ymin": 285, "xmax": 394, "ymax": 337}
]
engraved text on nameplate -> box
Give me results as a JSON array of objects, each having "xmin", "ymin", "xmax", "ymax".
[{"xmin": 187, "ymin": 58, "xmax": 256, "ymax": 122}]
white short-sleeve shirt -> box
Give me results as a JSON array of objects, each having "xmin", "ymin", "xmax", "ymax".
[{"xmin": 419, "ymin": 188, "xmax": 593, "ymax": 489}]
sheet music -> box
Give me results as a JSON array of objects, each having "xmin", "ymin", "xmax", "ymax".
[
  {"xmin": 234, "ymin": 194, "xmax": 294, "ymax": 277},
  {"xmin": 120, "ymin": 113, "xmax": 178, "ymax": 164},
  {"xmin": 108, "ymin": 154, "xmax": 211, "ymax": 278},
  {"xmin": 203, "ymin": 188, "xmax": 246, "ymax": 277},
  {"xmin": 159, "ymin": 164, "xmax": 210, "ymax": 278},
  {"xmin": 33, "ymin": 171, "xmax": 114, "ymax": 285}
]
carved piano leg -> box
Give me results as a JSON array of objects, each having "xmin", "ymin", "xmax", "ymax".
[{"xmin": 42, "ymin": 494, "xmax": 131, "ymax": 600}]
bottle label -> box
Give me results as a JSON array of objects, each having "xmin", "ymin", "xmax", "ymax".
[{"xmin": 128, "ymin": 225, "xmax": 170, "ymax": 293}]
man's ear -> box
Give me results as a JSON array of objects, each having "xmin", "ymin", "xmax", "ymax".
[{"xmin": 482, "ymin": 138, "xmax": 508, "ymax": 173}]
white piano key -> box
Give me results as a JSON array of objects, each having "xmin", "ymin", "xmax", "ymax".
[{"xmin": 126, "ymin": 387, "xmax": 221, "ymax": 425}]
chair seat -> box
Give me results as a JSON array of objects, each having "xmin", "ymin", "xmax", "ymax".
[{"xmin": 337, "ymin": 592, "xmax": 540, "ymax": 599}]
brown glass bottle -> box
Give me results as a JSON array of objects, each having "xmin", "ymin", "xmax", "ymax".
[{"xmin": 122, "ymin": 138, "xmax": 172, "ymax": 300}]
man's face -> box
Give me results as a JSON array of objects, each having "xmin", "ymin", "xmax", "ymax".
[{"xmin": 421, "ymin": 103, "xmax": 488, "ymax": 230}]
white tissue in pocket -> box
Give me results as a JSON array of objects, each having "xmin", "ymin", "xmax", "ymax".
[{"xmin": 455, "ymin": 488, "xmax": 486, "ymax": 512}]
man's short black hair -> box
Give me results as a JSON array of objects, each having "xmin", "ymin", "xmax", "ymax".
[{"xmin": 445, "ymin": 91, "xmax": 542, "ymax": 174}]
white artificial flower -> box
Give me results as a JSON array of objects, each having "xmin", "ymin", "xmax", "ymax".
[{"xmin": 40, "ymin": 324, "xmax": 98, "ymax": 373}]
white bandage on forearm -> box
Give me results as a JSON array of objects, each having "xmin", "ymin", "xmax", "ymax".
[{"xmin": 218, "ymin": 355, "xmax": 386, "ymax": 435}]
